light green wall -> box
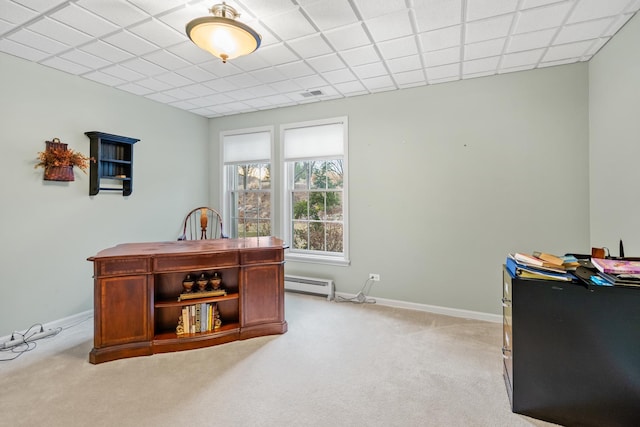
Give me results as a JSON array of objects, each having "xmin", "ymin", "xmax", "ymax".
[
  {"xmin": 210, "ymin": 64, "xmax": 591, "ymax": 316},
  {"xmin": 0, "ymin": 53, "xmax": 209, "ymax": 336},
  {"xmin": 589, "ymin": 13, "xmax": 640, "ymax": 256}
]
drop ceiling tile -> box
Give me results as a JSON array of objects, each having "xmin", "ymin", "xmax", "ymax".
[
  {"xmin": 294, "ymin": 74, "xmax": 327, "ymax": 90},
  {"xmin": 276, "ymin": 60, "xmax": 316, "ymax": 79},
  {"xmin": 199, "ymin": 61, "xmax": 243, "ymax": 78},
  {"xmin": 555, "ymin": 17, "xmax": 615, "ymax": 44},
  {"xmin": 117, "ymin": 82, "xmax": 154, "ymax": 96},
  {"xmin": 413, "ymin": 0, "xmax": 462, "ymax": 32},
  {"xmin": 167, "ymin": 41, "xmax": 215, "ymax": 64},
  {"xmin": 163, "ymin": 87, "xmax": 195, "ymax": 100},
  {"xmin": 514, "ymin": 2, "xmax": 573, "ymax": 34},
  {"xmin": 60, "ymin": 49, "xmax": 112, "ymax": 69},
  {"xmin": 426, "ymin": 62, "xmax": 459, "ymax": 80},
  {"xmin": 170, "ymin": 100, "xmax": 199, "ymax": 110},
  {"xmin": 104, "ymin": 30, "xmax": 159, "ymax": 56},
  {"xmin": 333, "ymin": 80, "xmax": 367, "ymax": 95},
  {"xmin": 76, "ymin": 0, "xmax": 149, "ymax": 27},
  {"xmin": 386, "ymin": 55, "xmax": 422, "ymax": 73},
  {"xmin": 246, "ymin": 84, "xmax": 280, "ymax": 98},
  {"xmin": 257, "ymin": 43, "xmax": 299, "ymax": 66},
  {"xmin": 419, "ymin": 25, "xmax": 461, "ymax": 52},
  {"xmin": 306, "ymin": 53, "xmax": 345, "ymax": 72},
  {"xmin": 583, "ymin": 37, "xmax": 609, "ymax": 56},
  {"xmin": 261, "ymin": 8, "xmax": 316, "ymax": 40},
  {"xmin": 464, "ymin": 37, "xmax": 506, "ymax": 60},
  {"xmin": 463, "ymin": 56, "xmax": 500, "ymax": 75},
  {"xmin": 269, "ymin": 79, "xmax": 304, "ymax": 93},
  {"xmin": 0, "ymin": 18, "xmax": 13, "ymax": 34},
  {"xmin": 249, "ymin": 67, "xmax": 288, "ymax": 84},
  {"xmin": 174, "ymin": 66, "xmax": 217, "ymax": 82},
  {"xmin": 429, "ymin": 75, "xmax": 460, "ymax": 84},
  {"xmin": 143, "ymin": 50, "xmax": 190, "ymax": 70},
  {"xmin": 466, "ymin": 0, "xmax": 518, "ymax": 21},
  {"xmin": 352, "ymin": 61, "xmax": 388, "ymax": 79},
  {"xmin": 121, "ymin": 57, "xmax": 167, "ymax": 76},
  {"xmin": 50, "ymin": 3, "xmax": 120, "ymax": 38},
  {"xmin": 500, "ymin": 48, "xmax": 545, "ymax": 68},
  {"xmin": 538, "ymin": 57, "xmax": 579, "ymax": 68},
  {"xmin": 521, "ymin": 0, "xmax": 566, "ymax": 9},
  {"xmin": 225, "ymin": 72, "xmax": 262, "ymax": 89},
  {"xmin": 322, "ymin": 67, "xmax": 356, "ymax": 84},
  {"xmin": 79, "ymin": 40, "xmax": 134, "ymax": 62},
  {"xmin": 182, "ymin": 83, "xmax": 217, "ymax": 97},
  {"xmin": 12, "ymin": 0, "xmax": 67, "ymax": 13},
  {"xmin": 302, "ymin": 0, "xmax": 359, "ymax": 31},
  {"xmin": 155, "ymin": 71, "xmax": 193, "ymax": 87},
  {"xmin": 126, "ymin": 0, "xmax": 186, "ymax": 16},
  {"xmin": 146, "ymin": 92, "xmax": 178, "ymax": 103},
  {"xmin": 377, "ymin": 35, "xmax": 418, "ymax": 60},
  {"xmin": 83, "ymin": 70, "xmax": 127, "ymax": 86},
  {"xmin": 423, "ymin": 46, "xmax": 461, "ymax": 67},
  {"xmin": 366, "ymin": 10, "xmax": 414, "ymax": 43},
  {"xmin": 226, "ymin": 53, "xmax": 271, "ymax": 72},
  {"xmin": 1, "ymin": 0, "xmax": 38, "ymax": 25},
  {"xmin": 195, "ymin": 93, "xmax": 235, "ymax": 106},
  {"xmin": 604, "ymin": 13, "xmax": 637, "ymax": 37},
  {"xmin": 135, "ymin": 77, "xmax": 173, "ymax": 92},
  {"xmin": 506, "ymin": 28, "xmax": 556, "ymax": 53},
  {"xmin": 361, "ymin": 75, "xmax": 395, "ymax": 91},
  {"xmin": 28, "ymin": 17, "xmax": 93, "ymax": 46},
  {"xmin": 129, "ymin": 18, "xmax": 185, "ymax": 48},
  {"xmin": 158, "ymin": 5, "xmax": 204, "ymax": 33},
  {"xmin": 101, "ymin": 64, "xmax": 145, "ymax": 81},
  {"xmin": 542, "ymin": 39, "xmax": 594, "ymax": 62},
  {"xmin": 7, "ymin": 28, "xmax": 69, "ymax": 55},
  {"xmin": 287, "ymin": 33, "xmax": 334, "ymax": 59},
  {"xmin": 465, "ymin": 14, "xmax": 514, "ymax": 43},
  {"xmin": 341, "ymin": 45, "xmax": 380, "ymax": 67},
  {"xmin": 498, "ymin": 64, "xmax": 536, "ymax": 73},
  {"xmin": 239, "ymin": 0, "xmax": 298, "ymax": 19},
  {"xmin": 568, "ymin": 0, "xmax": 631, "ymax": 24},
  {"xmin": 0, "ymin": 38, "xmax": 48, "ymax": 61},
  {"xmin": 324, "ymin": 23, "xmax": 371, "ymax": 51},
  {"xmin": 353, "ymin": 0, "xmax": 407, "ymax": 19},
  {"xmin": 394, "ymin": 69, "xmax": 426, "ymax": 86}
]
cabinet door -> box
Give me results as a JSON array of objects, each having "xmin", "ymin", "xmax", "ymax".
[
  {"xmin": 241, "ymin": 264, "xmax": 283, "ymax": 327},
  {"xmin": 94, "ymin": 275, "xmax": 151, "ymax": 348}
]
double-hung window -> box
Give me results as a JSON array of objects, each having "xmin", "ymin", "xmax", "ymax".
[
  {"xmin": 222, "ymin": 128, "xmax": 273, "ymax": 239},
  {"xmin": 282, "ymin": 117, "xmax": 349, "ymax": 265}
]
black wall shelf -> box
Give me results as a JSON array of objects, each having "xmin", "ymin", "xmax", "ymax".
[{"xmin": 86, "ymin": 131, "xmax": 140, "ymax": 196}]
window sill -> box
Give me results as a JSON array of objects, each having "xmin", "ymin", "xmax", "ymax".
[{"xmin": 285, "ymin": 252, "xmax": 350, "ymax": 267}]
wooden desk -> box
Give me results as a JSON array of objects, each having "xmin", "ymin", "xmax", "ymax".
[
  {"xmin": 502, "ymin": 266, "xmax": 640, "ymax": 426},
  {"xmin": 88, "ymin": 237, "xmax": 287, "ymax": 364}
]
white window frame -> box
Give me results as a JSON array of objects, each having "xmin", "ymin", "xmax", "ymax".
[
  {"xmin": 221, "ymin": 126, "xmax": 275, "ymax": 239},
  {"xmin": 281, "ymin": 117, "xmax": 350, "ymax": 266}
]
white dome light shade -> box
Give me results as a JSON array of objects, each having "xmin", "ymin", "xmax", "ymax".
[{"xmin": 186, "ymin": 4, "xmax": 261, "ymax": 63}]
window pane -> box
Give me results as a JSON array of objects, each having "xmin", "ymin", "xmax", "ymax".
[
  {"xmin": 309, "ymin": 191, "xmax": 326, "ymax": 220},
  {"xmin": 326, "ymin": 223, "xmax": 343, "ymax": 252},
  {"xmin": 247, "ymin": 164, "xmax": 260, "ymax": 190},
  {"xmin": 310, "ymin": 161, "xmax": 327, "ymax": 190},
  {"xmin": 261, "ymin": 164, "xmax": 271, "ymax": 190},
  {"xmin": 258, "ymin": 219, "xmax": 271, "ymax": 236},
  {"xmin": 294, "ymin": 162, "xmax": 309, "ymax": 189},
  {"xmin": 237, "ymin": 192, "xmax": 245, "ymax": 219},
  {"xmin": 259, "ymin": 193, "xmax": 270, "ymax": 219},
  {"xmin": 327, "ymin": 159, "xmax": 343, "ymax": 189},
  {"xmin": 309, "ymin": 222, "xmax": 326, "ymax": 251},
  {"xmin": 293, "ymin": 221, "xmax": 308, "ymax": 250},
  {"xmin": 293, "ymin": 192, "xmax": 309, "ymax": 220},
  {"xmin": 326, "ymin": 192, "xmax": 342, "ymax": 221},
  {"xmin": 237, "ymin": 166, "xmax": 246, "ymax": 190}
]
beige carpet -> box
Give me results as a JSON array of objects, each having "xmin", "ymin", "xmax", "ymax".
[{"xmin": 0, "ymin": 293, "xmax": 555, "ymax": 427}]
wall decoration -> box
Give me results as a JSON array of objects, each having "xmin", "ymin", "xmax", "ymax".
[{"xmin": 35, "ymin": 138, "xmax": 92, "ymax": 182}]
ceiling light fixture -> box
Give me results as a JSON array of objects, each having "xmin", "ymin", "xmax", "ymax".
[{"xmin": 186, "ymin": 2, "xmax": 261, "ymax": 63}]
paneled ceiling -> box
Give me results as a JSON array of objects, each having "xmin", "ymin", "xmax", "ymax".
[{"xmin": 1, "ymin": 0, "xmax": 638, "ymax": 118}]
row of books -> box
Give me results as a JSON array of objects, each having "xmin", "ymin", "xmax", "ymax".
[
  {"xmin": 589, "ymin": 258, "xmax": 640, "ymax": 287},
  {"xmin": 177, "ymin": 303, "xmax": 221, "ymax": 335}
]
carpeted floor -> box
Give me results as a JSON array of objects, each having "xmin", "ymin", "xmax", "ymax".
[{"xmin": 0, "ymin": 293, "xmax": 556, "ymax": 427}]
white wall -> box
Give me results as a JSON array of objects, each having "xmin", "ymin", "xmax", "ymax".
[
  {"xmin": 210, "ymin": 63, "xmax": 591, "ymax": 316},
  {"xmin": 589, "ymin": 13, "xmax": 640, "ymax": 256},
  {"xmin": 0, "ymin": 53, "xmax": 209, "ymax": 336}
]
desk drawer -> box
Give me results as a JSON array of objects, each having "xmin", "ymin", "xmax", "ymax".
[
  {"xmin": 96, "ymin": 257, "xmax": 149, "ymax": 277},
  {"xmin": 154, "ymin": 251, "xmax": 239, "ymax": 272}
]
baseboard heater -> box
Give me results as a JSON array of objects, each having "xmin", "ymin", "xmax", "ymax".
[{"xmin": 284, "ymin": 275, "xmax": 334, "ymax": 301}]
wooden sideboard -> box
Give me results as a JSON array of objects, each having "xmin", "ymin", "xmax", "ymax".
[{"xmin": 87, "ymin": 237, "xmax": 287, "ymax": 364}]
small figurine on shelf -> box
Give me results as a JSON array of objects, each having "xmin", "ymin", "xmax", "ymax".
[
  {"xmin": 213, "ymin": 304, "xmax": 222, "ymax": 330},
  {"xmin": 182, "ymin": 274, "xmax": 195, "ymax": 293},
  {"xmin": 176, "ymin": 314, "xmax": 185, "ymax": 335},
  {"xmin": 196, "ymin": 273, "xmax": 208, "ymax": 291},
  {"xmin": 209, "ymin": 272, "xmax": 222, "ymax": 290}
]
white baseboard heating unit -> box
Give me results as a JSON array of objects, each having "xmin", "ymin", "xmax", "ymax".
[{"xmin": 284, "ymin": 275, "xmax": 334, "ymax": 301}]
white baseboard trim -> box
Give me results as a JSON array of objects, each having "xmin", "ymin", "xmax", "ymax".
[
  {"xmin": 334, "ymin": 292, "xmax": 502, "ymax": 323},
  {"xmin": 0, "ymin": 310, "xmax": 94, "ymax": 345}
]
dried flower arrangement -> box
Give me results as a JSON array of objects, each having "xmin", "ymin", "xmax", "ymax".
[{"xmin": 35, "ymin": 138, "xmax": 94, "ymax": 181}]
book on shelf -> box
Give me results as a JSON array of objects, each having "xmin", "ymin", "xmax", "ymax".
[
  {"xmin": 591, "ymin": 258, "xmax": 640, "ymax": 275},
  {"xmin": 506, "ymin": 255, "xmax": 573, "ymax": 282}
]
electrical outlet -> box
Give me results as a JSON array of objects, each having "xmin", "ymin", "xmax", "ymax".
[{"xmin": 369, "ymin": 273, "xmax": 380, "ymax": 281}]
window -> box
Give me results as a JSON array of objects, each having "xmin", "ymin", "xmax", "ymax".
[
  {"xmin": 282, "ymin": 117, "xmax": 349, "ymax": 265},
  {"xmin": 222, "ymin": 128, "xmax": 273, "ymax": 239}
]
